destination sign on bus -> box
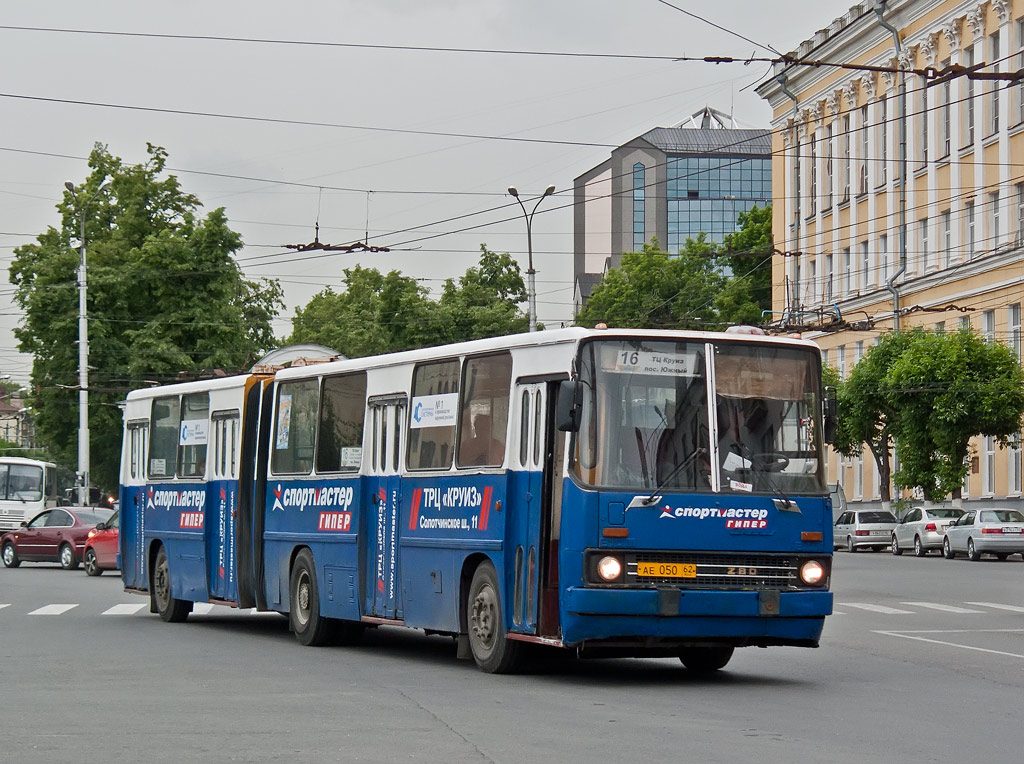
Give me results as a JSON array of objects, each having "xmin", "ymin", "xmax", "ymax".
[{"xmin": 605, "ymin": 348, "xmax": 701, "ymax": 377}]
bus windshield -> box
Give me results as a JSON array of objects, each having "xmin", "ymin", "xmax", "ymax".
[{"xmin": 572, "ymin": 338, "xmax": 826, "ymax": 496}]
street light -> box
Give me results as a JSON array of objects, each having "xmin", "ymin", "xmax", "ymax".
[
  {"xmin": 507, "ymin": 184, "xmax": 556, "ymax": 333},
  {"xmin": 64, "ymin": 179, "xmax": 109, "ymax": 505}
]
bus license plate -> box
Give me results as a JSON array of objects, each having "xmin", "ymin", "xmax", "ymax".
[{"xmin": 636, "ymin": 562, "xmax": 697, "ymax": 578}]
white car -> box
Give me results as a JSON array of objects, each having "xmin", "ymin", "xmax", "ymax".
[
  {"xmin": 891, "ymin": 506, "xmax": 964, "ymax": 557},
  {"xmin": 833, "ymin": 510, "xmax": 897, "ymax": 552},
  {"xmin": 942, "ymin": 508, "xmax": 1024, "ymax": 561}
]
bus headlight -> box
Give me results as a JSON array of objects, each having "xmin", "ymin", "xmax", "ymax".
[
  {"xmin": 798, "ymin": 559, "xmax": 826, "ymax": 586},
  {"xmin": 596, "ymin": 555, "xmax": 623, "ymax": 582}
]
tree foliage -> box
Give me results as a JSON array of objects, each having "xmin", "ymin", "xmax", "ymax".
[
  {"xmin": 575, "ymin": 205, "xmax": 772, "ymax": 330},
  {"xmin": 289, "ymin": 245, "xmax": 529, "ymax": 357},
  {"xmin": 831, "ymin": 328, "xmax": 1024, "ymax": 503},
  {"xmin": 886, "ymin": 328, "xmax": 1024, "ymax": 501},
  {"xmin": 10, "ymin": 143, "xmax": 282, "ymax": 491}
]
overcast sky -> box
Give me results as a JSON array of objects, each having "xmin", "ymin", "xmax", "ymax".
[{"xmin": 0, "ymin": 0, "xmax": 856, "ymax": 383}]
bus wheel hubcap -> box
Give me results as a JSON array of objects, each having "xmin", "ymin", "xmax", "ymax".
[
  {"xmin": 471, "ymin": 587, "xmax": 496, "ymax": 647},
  {"xmin": 296, "ymin": 574, "xmax": 310, "ymax": 625}
]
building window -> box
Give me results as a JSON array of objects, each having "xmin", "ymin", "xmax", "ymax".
[
  {"xmin": 935, "ymin": 321, "xmax": 946, "ymax": 334},
  {"xmin": 841, "ymin": 247, "xmax": 851, "ymax": 295},
  {"xmin": 824, "ymin": 253, "xmax": 834, "ymax": 302},
  {"xmin": 1017, "ymin": 19, "xmax": 1024, "ymax": 125},
  {"xmin": 941, "ymin": 210, "xmax": 951, "ymax": 268},
  {"xmin": 990, "ymin": 32, "xmax": 1001, "ymax": 136},
  {"xmin": 807, "ymin": 259, "xmax": 817, "ymax": 304},
  {"xmin": 990, "ymin": 191, "xmax": 1000, "ymax": 249},
  {"xmin": 879, "ymin": 233, "xmax": 888, "ymax": 281},
  {"xmin": 983, "ymin": 310, "xmax": 995, "ymax": 344},
  {"xmin": 965, "ymin": 47, "xmax": 976, "ymax": 146},
  {"xmin": 1012, "ymin": 432, "xmax": 1023, "ymax": 495},
  {"xmin": 825, "ymin": 124, "xmax": 833, "ymax": 209},
  {"xmin": 859, "ymin": 105, "xmax": 869, "ymax": 195},
  {"xmin": 966, "ymin": 200, "xmax": 976, "ymax": 258},
  {"xmin": 1016, "ymin": 183, "xmax": 1024, "ymax": 244},
  {"xmin": 837, "ymin": 345, "xmax": 846, "ymax": 379},
  {"xmin": 918, "ymin": 76, "xmax": 928, "ymax": 167},
  {"xmin": 879, "ymin": 96, "xmax": 888, "ymax": 183},
  {"xmin": 959, "ymin": 315, "xmax": 971, "ymax": 332},
  {"xmin": 919, "ymin": 216, "xmax": 929, "ymax": 273},
  {"xmin": 983, "ymin": 435, "xmax": 995, "ymax": 496},
  {"xmin": 841, "ymin": 115, "xmax": 851, "ymax": 202},
  {"xmin": 860, "ymin": 240, "xmax": 870, "ymax": 288},
  {"xmin": 1010, "ymin": 303, "xmax": 1021, "ymax": 360},
  {"xmin": 939, "ymin": 59, "xmax": 951, "ymax": 158},
  {"xmin": 632, "ymin": 163, "xmax": 645, "ymax": 252},
  {"xmin": 854, "ymin": 340, "xmax": 864, "ymax": 366},
  {"xmin": 809, "ymin": 135, "xmax": 817, "ymax": 215}
]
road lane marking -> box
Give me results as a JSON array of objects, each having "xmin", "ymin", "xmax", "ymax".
[
  {"xmin": 843, "ymin": 603, "xmax": 914, "ymax": 614},
  {"xmin": 29, "ymin": 604, "xmax": 78, "ymax": 615},
  {"xmin": 0, "ymin": 604, "xmax": 9, "ymax": 611},
  {"xmin": 192, "ymin": 603, "xmax": 214, "ymax": 615},
  {"xmin": 900, "ymin": 602, "xmax": 984, "ymax": 614},
  {"xmin": 102, "ymin": 604, "xmax": 147, "ymax": 615},
  {"xmin": 874, "ymin": 629, "xmax": 1024, "ymax": 659},
  {"xmin": 966, "ymin": 601, "xmax": 1024, "ymax": 613}
]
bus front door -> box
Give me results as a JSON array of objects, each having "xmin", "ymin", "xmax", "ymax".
[
  {"xmin": 120, "ymin": 421, "xmax": 149, "ymax": 590},
  {"xmin": 366, "ymin": 399, "xmax": 406, "ymax": 620}
]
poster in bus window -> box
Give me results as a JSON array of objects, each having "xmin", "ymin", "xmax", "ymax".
[
  {"xmin": 179, "ymin": 419, "xmax": 209, "ymax": 446},
  {"xmin": 276, "ymin": 394, "xmax": 293, "ymax": 449},
  {"xmin": 410, "ymin": 393, "xmax": 458, "ymax": 429}
]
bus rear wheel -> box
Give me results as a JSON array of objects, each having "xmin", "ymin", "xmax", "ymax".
[
  {"xmin": 153, "ymin": 546, "xmax": 192, "ymax": 623},
  {"xmin": 290, "ymin": 549, "xmax": 333, "ymax": 646},
  {"xmin": 467, "ymin": 562, "xmax": 523, "ymax": 674},
  {"xmin": 679, "ymin": 645, "xmax": 734, "ymax": 673}
]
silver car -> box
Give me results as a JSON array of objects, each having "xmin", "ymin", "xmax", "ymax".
[
  {"xmin": 833, "ymin": 510, "xmax": 897, "ymax": 552},
  {"xmin": 943, "ymin": 508, "xmax": 1024, "ymax": 561},
  {"xmin": 891, "ymin": 506, "xmax": 964, "ymax": 557}
]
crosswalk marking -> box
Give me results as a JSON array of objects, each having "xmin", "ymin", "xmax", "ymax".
[
  {"xmin": 102, "ymin": 604, "xmax": 147, "ymax": 616},
  {"xmin": 29, "ymin": 604, "xmax": 78, "ymax": 615},
  {"xmin": 900, "ymin": 602, "xmax": 984, "ymax": 614},
  {"xmin": 965, "ymin": 601, "xmax": 1024, "ymax": 613},
  {"xmin": 843, "ymin": 603, "xmax": 915, "ymax": 614}
]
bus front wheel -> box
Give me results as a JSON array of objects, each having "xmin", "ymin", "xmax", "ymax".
[
  {"xmin": 467, "ymin": 562, "xmax": 523, "ymax": 674},
  {"xmin": 153, "ymin": 546, "xmax": 192, "ymax": 623},
  {"xmin": 679, "ymin": 645, "xmax": 734, "ymax": 673},
  {"xmin": 289, "ymin": 549, "xmax": 333, "ymax": 646}
]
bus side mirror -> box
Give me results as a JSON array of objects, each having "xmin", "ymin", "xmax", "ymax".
[
  {"xmin": 823, "ymin": 386, "xmax": 838, "ymax": 444},
  {"xmin": 556, "ymin": 380, "xmax": 582, "ymax": 432}
]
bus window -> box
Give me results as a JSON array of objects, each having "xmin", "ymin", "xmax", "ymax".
[
  {"xmin": 457, "ymin": 353, "xmax": 511, "ymax": 468},
  {"xmin": 149, "ymin": 396, "xmax": 180, "ymax": 478},
  {"xmin": 272, "ymin": 380, "xmax": 318, "ymax": 475},
  {"xmin": 178, "ymin": 393, "xmax": 209, "ymax": 478},
  {"xmin": 316, "ymin": 372, "xmax": 367, "ymax": 473},
  {"xmin": 519, "ymin": 389, "xmax": 530, "ymax": 467},
  {"xmin": 408, "ymin": 360, "xmax": 459, "ymax": 470}
]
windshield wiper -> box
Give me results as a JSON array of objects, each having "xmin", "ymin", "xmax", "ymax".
[{"xmin": 640, "ymin": 447, "xmax": 706, "ymax": 506}]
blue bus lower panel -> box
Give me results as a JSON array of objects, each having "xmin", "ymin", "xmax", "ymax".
[{"xmin": 562, "ymin": 588, "xmax": 831, "ymax": 646}]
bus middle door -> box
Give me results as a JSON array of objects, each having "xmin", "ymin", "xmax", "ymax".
[
  {"xmin": 509, "ymin": 383, "xmax": 547, "ymax": 634},
  {"xmin": 366, "ymin": 397, "xmax": 406, "ymax": 620}
]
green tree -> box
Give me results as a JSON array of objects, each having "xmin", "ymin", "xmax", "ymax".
[
  {"xmin": 717, "ymin": 205, "xmax": 773, "ymax": 325},
  {"xmin": 886, "ymin": 328, "xmax": 1024, "ymax": 501},
  {"xmin": 830, "ymin": 331, "xmax": 916, "ymax": 506},
  {"xmin": 10, "ymin": 143, "xmax": 282, "ymax": 490},
  {"xmin": 289, "ymin": 246, "xmax": 529, "ymax": 356}
]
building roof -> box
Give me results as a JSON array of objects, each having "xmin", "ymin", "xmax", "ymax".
[
  {"xmin": 574, "ymin": 272, "xmax": 604, "ymax": 302},
  {"xmin": 636, "ymin": 127, "xmax": 771, "ymax": 156}
]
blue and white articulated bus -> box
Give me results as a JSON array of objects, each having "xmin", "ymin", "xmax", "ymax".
[{"xmin": 119, "ymin": 327, "xmax": 836, "ymax": 673}]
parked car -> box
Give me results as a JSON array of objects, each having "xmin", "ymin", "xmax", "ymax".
[
  {"xmin": 833, "ymin": 509, "xmax": 897, "ymax": 551},
  {"xmin": 0, "ymin": 507, "xmax": 114, "ymax": 570},
  {"xmin": 83, "ymin": 509, "xmax": 119, "ymax": 576},
  {"xmin": 942, "ymin": 508, "xmax": 1024, "ymax": 561},
  {"xmin": 891, "ymin": 506, "xmax": 964, "ymax": 556}
]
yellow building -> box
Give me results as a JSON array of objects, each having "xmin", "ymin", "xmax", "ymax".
[{"xmin": 757, "ymin": 0, "xmax": 1024, "ymax": 509}]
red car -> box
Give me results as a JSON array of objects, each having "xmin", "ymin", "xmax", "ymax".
[
  {"xmin": 83, "ymin": 509, "xmax": 119, "ymax": 576},
  {"xmin": 0, "ymin": 507, "xmax": 114, "ymax": 570}
]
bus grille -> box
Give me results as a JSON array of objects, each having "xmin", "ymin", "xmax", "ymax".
[{"xmin": 625, "ymin": 552, "xmax": 800, "ymax": 590}]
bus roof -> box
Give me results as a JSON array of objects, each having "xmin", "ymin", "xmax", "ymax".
[{"xmin": 0, "ymin": 456, "xmax": 56, "ymax": 467}]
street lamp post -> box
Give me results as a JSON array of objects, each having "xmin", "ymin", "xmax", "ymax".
[
  {"xmin": 507, "ymin": 184, "xmax": 555, "ymax": 333},
  {"xmin": 64, "ymin": 180, "xmax": 109, "ymax": 505}
]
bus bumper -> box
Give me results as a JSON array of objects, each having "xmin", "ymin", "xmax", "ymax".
[{"xmin": 562, "ymin": 587, "xmax": 832, "ymax": 646}]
